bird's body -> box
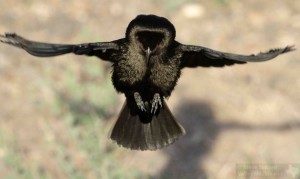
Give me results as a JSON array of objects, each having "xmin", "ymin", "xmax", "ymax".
[
  {"xmin": 112, "ymin": 42, "xmax": 181, "ymax": 99},
  {"xmin": 111, "ymin": 16, "xmax": 182, "ymax": 100},
  {"xmin": 0, "ymin": 14, "xmax": 295, "ymax": 150}
]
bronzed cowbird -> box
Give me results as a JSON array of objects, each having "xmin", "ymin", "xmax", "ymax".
[{"xmin": 0, "ymin": 14, "xmax": 295, "ymax": 150}]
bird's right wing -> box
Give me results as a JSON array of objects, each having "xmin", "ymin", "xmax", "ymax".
[
  {"xmin": 178, "ymin": 43, "xmax": 295, "ymax": 68},
  {"xmin": 0, "ymin": 33, "xmax": 122, "ymax": 62}
]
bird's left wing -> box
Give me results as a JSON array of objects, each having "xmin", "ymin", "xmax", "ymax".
[
  {"xmin": 0, "ymin": 33, "xmax": 122, "ymax": 62},
  {"xmin": 178, "ymin": 43, "xmax": 295, "ymax": 68}
]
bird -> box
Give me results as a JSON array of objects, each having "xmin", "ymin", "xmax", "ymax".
[{"xmin": 0, "ymin": 14, "xmax": 295, "ymax": 151}]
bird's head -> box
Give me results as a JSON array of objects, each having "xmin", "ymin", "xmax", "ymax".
[{"xmin": 126, "ymin": 14, "xmax": 176, "ymax": 63}]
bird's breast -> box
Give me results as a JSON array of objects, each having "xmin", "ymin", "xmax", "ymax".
[
  {"xmin": 111, "ymin": 53, "xmax": 147, "ymax": 92},
  {"xmin": 147, "ymin": 56, "xmax": 181, "ymax": 96}
]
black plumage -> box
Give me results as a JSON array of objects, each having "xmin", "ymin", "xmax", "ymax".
[{"xmin": 0, "ymin": 14, "xmax": 295, "ymax": 150}]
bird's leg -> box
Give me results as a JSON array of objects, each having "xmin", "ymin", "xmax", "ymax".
[
  {"xmin": 133, "ymin": 92, "xmax": 146, "ymax": 112},
  {"xmin": 151, "ymin": 93, "xmax": 163, "ymax": 114}
]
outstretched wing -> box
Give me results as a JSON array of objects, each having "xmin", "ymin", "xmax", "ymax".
[
  {"xmin": 178, "ymin": 43, "xmax": 295, "ymax": 68},
  {"xmin": 0, "ymin": 33, "xmax": 122, "ymax": 62}
]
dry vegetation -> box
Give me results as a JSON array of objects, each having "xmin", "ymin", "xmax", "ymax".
[{"xmin": 0, "ymin": 0, "xmax": 299, "ymax": 179}]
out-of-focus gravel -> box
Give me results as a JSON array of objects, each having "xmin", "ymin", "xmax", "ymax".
[{"xmin": 0, "ymin": 0, "xmax": 299, "ymax": 178}]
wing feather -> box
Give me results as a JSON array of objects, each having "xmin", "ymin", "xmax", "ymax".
[
  {"xmin": 178, "ymin": 43, "xmax": 295, "ymax": 68},
  {"xmin": 0, "ymin": 33, "xmax": 121, "ymax": 62}
]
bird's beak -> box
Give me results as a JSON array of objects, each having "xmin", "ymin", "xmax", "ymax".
[{"xmin": 145, "ymin": 47, "xmax": 152, "ymax": 65}]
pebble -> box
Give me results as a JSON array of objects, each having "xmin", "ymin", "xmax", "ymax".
[{"xmin": 181, "ymin": 3, "xmax": 205, "ymax": 19}]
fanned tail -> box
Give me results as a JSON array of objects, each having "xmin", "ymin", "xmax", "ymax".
[{"xmin": 110, "ymin": 98, "xmax": 185, "ymax": 150}]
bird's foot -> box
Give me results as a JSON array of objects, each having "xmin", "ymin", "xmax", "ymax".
[
  {"xmin": 151, "ymin": 93, "xmax": 162, "ymax": 114},
  {"xmin": 134, "ymin": 92, "xmax": 146, "ymax": 112}
]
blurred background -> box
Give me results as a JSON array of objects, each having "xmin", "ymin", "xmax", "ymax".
[{"xmin": 0, "ymin": 0, "xmax": 299, "ymax": 178}]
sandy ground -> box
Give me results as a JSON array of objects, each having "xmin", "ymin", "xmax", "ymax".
[{"xmin": 0, "ymin": 0, "xmax": 299, "ymax": 178}]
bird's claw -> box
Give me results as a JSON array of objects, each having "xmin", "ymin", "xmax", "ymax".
[
  {"xmin": 134, "ymin": 92, "xmax": 146, "ymax": 112},
  {"xmin": 151, "ymin": 93, "xmax": 162, "ymax": 114}
]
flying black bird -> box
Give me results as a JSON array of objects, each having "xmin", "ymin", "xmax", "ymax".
[{"xmin": 0, "ymin": 14, "xmax": 295, "ymax": 150}]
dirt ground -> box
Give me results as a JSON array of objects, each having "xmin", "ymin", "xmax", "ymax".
[{"xmin": 0, "ymin": 0, "xmax": 299, "ymax": 179}]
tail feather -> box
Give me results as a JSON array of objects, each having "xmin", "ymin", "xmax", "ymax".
[{"xmin": 110, "ymin": 99, "xmax": 185, "ymax": 150}]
